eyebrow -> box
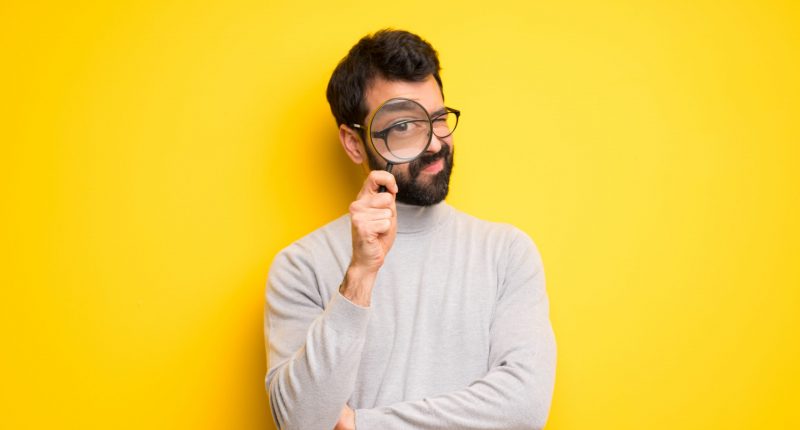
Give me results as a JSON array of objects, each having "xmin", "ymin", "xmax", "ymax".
[
  {"xmin": 373, "ymin": 102, "xmax": 418, "ymax": 114},
  {"xmin": 371, "ymin": 102, "xmax": 447, "ymax": 118},
  {"xmin": 429, "ymin": 107, "xmax": 447, "ymax": 117}
]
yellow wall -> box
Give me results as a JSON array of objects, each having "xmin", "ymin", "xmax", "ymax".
[{"xmin": 3, "ymin": 1, "xmax": 798, "ymax": 428}]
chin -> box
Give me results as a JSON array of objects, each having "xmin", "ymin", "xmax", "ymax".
[{"xmin": 396, "ymin": 172, "xmax": 450, "ymax": 206}]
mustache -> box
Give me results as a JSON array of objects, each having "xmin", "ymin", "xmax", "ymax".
[{"xmin": 409, "ymin": 145, "xmax": 452, "ymax": 179}]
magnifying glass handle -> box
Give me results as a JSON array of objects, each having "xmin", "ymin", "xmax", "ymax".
[{"xmin": 378, "ymin": 163, "xmax": 394, "ymax": 193}]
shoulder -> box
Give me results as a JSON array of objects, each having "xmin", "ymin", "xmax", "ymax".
[
  {"xmin": 447, "ymin": 205, "xmax": 543, "ymax": 273},
  {"xmin": 452, "ymin": 209, "xmax": 546, "ymax": 299},
  {"xmin": 280, "ymin": 213, "xmax": 350, "ymax": 254},
  {"xmin": 293, "ymin": 213, "xmax": 350, "ymax": 250},
  {"xmin": 267, "ymin": 213, "xmax": 352, "ymax": 305},
  {"xmin": 270, "ymin": 213, "xmax": 351, "ymax": 274},
  {"xmin": 450, "ymin": 206, "xmax": 539, "ymax": 249}
]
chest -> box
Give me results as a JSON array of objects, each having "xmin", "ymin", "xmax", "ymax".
[{"xmin": 351, "ymin": 232, "xmax": 502, "ymax": 404}]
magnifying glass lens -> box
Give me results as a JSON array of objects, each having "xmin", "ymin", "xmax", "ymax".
[{"xmin": 370, "ymin": 99, "xmax": 431, "ymax": 164}]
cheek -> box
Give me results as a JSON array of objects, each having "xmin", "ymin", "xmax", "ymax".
[{"xmin": 392, "ymin": 163, "xmax": 413, "ymax": 178}]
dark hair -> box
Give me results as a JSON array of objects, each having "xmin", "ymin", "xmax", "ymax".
[{"xmin": 326, "ymin": 29, "xmax": 443, "ymax": 128}]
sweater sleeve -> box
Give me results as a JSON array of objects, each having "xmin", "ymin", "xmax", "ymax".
[
  {"xmin": 354, "ymin": 230, "xmax": 557, "ymax": 430},
  {"xmin": 265, "ymin": 245, "xmax": 371, "ymax": 430}
]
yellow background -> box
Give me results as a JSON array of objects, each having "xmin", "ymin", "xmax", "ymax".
[{"xmin": 2, "ymin": 1, "xmax": 798, "ymax": 429}]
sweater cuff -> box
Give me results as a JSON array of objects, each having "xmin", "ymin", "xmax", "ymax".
[{"xmin": 323, "ymin": 291, "xmax": 371, "ymax": 337}]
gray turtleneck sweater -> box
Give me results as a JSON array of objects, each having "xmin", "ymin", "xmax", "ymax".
[{"xmin": 265, "ymin": 202, "xmax": 556, "ymax": 430}]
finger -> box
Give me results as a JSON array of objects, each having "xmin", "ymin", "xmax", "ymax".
[
  {"xmin": 352, "ymin": 192, "xmax": 394, "ymax": 212},
  {"xmin": 364, "ymin": 192, "xmax": 395, "ymax": 211},
  {"xmin": 358, "ymin": 170, "xmax": 398, "ymax": 197},
  {"xmin": 369, "ymin": 218, "xmax": 392, "ymax": 235},
  {"xmin": 352, "ymin": 217, "xmax": 392, "ymax": 239},
  {"xmin": 350, "ymin": 207, "xmax": 393, "ymax": 227},
  {"xmin": 349, "ymin": 194, "xmax": 395, "ymax": 214},
  {"xmin": 359, "ymin": 207, "xmax": 394, "ymax": 221}
]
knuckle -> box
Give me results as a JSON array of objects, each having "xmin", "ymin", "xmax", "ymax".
[
  {"xmin": 355, "ymin": 223, "xmax": 369, "ymax": 237},
  {"xmin": 378, "ymin": 193, "xmax": 393, "ymax": 206},
  {"xmin": 367, "ymin": 195, "xmax": 383, "ymax": 208}
]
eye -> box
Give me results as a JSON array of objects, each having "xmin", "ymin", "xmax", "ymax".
[{"xmin": 391, "ymin": 121, "xmax": 410, "ymax": 132}]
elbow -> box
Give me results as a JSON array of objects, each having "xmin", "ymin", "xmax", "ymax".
[
  {"xmin": 509, "ymin": 401, "xmax": 550, "ymax": 430},
  {"xmin": 505, "ymin": 397, "xmax": 550, "ymax": 430},
  {"xmin": 520, "ymin": 337, "xmax": 557, "ymax": 429},
  {"xmin": 267, "ymin": 373, "xmax": 300, "ymax": 430},
  {"xmin": 506, "ymin": 360, "xmax": 555, "ymax": 429},
  {"xmin": 517, "ymin": 373, "xmax": 555, "ymax": 429},
  {"xmin": 267, "ymin": 372, "xmax": 339, "ymax": 430},
  {"xmin": 267, "ymin": 378, "xmax": 288, "ymax": 430},
  {"xmin": 525, "ymin": 408, "xmax": 550, "ymax": 430},
  {"xmin": 268, "ymin": 391, "xmax": 305, "ymax": 430}
]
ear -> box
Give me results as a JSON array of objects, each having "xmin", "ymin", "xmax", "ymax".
[{"xmin": 339, "ymin": 124, "xmax": 365, "ymax": 165}]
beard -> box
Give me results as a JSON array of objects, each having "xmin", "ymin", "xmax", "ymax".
[{"xmin": 367, "ymin": 144, "xmax": 454, "ymax": 206}]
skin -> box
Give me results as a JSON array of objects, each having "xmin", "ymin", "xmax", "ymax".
[{"xmin": 333, "ymin": 74, "xmax": 452, "ymax": 430}]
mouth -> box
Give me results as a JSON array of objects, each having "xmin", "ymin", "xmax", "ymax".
[
  {"xmin": 420, "ymin": 158, "xmax": 444, "ymax": 174},
  {"xmin": 408, "ymin": 145, "xmax": 451, "ymax": 179}
]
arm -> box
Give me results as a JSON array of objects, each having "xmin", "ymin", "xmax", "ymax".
[
  {"xmin": 352, "ymin": 230, "xmax": 557, "ymax": 430},
  {"xmin": 265, "ymin": 171, "xmax": 399, "ymax": 430},
  {"xmin": 266, "ymin": 250, "xmax": 371, "ymax": 430}
]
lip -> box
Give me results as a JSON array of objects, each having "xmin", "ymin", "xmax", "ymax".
[{"xmin": 421, "ymin": 158, "xmax": 444, "ymax": 174}]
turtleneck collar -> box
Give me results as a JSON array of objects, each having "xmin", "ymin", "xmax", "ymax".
[{"xmin": 395, "ymin": 201, "xmax": 453, "ymax": 235}]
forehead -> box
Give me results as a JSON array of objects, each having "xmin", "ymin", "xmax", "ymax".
[{"xmin": 364, "ymin": 75, "xmax": 443, "ymax": 119}]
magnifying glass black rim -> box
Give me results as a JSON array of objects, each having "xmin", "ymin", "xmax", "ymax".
[{"xmin": 366, "ymin": 97, "xmax": 433, "ymax": 165}]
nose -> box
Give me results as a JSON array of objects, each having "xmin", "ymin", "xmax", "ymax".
[{"xmin": 426, "ymin": 133, "xmax": 444, "ymax": 154}]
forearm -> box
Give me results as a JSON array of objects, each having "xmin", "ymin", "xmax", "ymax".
[
  {"xmin": 354, "ymin": 330, "xmax": 556, "ymax": 430},
  {"xmin": 339, "ymin": 265, "xmax": 378, "ymax": 307},
  {"xmin": 267, "ymin": 292, "xmax": 370, "ymax": 430}
]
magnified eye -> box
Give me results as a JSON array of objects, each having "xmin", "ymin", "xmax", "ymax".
[
  {"xmin": 391, "ymin": 122, "xmax": 410, "ymax": 133},
  {"xmin": 387, "ymin": 119, "xmax": 427, "ymax": 138}
]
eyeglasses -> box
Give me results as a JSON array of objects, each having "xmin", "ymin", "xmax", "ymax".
[{"xmin": 351, "ymin": 99, "xmax": 460, "ymax": 164}]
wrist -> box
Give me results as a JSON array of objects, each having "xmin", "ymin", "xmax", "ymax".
[
  {"xmin": 340, "ymin": 265, "xmax": 377, "ymax": 307},
  {"xmin": 334, "ymin": 405, "xmax": 356, "ymax": 430}
]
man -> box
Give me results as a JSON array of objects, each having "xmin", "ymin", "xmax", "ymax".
[{"xmin": 265, "ymin": 29, "xmax": 556, "ymax": 430}]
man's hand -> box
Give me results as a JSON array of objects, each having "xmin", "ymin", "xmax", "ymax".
[
  {"xmin": 333, "ymin": 405, "xmax": 355, "ymax": 430},
  {"xmin": 340, "ymin": 170, "xmax": 397, "ymax": 306}
]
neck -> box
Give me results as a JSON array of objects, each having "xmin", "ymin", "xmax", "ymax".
[{"xmin": 395, "ymin": 201, "xmax": 452, "ymax": 234}]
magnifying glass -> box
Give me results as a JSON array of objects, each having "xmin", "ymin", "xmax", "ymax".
[{"xmin": 357, "ymin": 98, "xmax": 433, "ymax": 193}]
